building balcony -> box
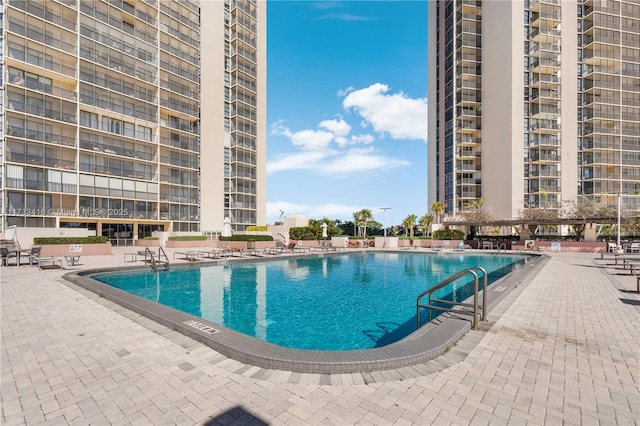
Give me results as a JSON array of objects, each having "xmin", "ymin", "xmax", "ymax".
[
  {"xmin": 530, "ymin": 135, "xmax": 560, "ymax": 147},
  {"xmin": 530, "ymin": 0, "xmax": 561, "ymax": 12},
  {"xmin": 530, "ymin": 169, "xmax": 560, "ymax": 177},
  {"xmin": 456, "ymin": 107, "xmax": 481, "ymax": 117},
  {"xmin": 530, "ymin": 26, "xmax": 561, "ymax": 42},
  {"xmin": 530, "ymin": 106, "xmax": 560, "ymax": 117},
  {"xmin": 456, "ymin": 136, "xmax": 480, "ymax": 145},
  {"xmin": 530, "ymin": 153, "xmax": 560, "ymax": 162}
]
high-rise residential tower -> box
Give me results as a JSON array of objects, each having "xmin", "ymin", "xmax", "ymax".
[
  {"xmin": 428, "ymin": 0, "xmax": 640, "ymax": 220},
  {"xmin": 1, "ymin": 0, "xmax": 266, "ymax": 243}
]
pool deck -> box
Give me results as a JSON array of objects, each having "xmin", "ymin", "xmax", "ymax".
[{"xmin": 2, "ymin": 247, "xmax": 639, "ymax": 425}]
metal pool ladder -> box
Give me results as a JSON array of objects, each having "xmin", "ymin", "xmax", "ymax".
[
  {"xmin": 145, "ymin": 247, "xmax": 169, "ymax": 271},
  {"xmin": 416, "ymin": 266, "xmax": 488, "ymax": 330},
  {"xmin": 494, "ymin": 243, "xmax": 507, "ymax": 255}
]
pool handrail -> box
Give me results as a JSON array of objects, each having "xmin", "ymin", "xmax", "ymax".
[
  {"xmin": 416, "ymin": 267, "xmax": 486, "ymax": 330},
  {"xmin": 470, "ymin": 266, "xmax": 488, "ymax": 321},
  {"xmin": 146, "ymin": 247, "xmax": 169, "ymax": 271}
]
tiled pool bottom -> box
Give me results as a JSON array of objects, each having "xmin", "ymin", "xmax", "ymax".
[{"xmin": 64, "ymin": 253, "xmax": 547, "ymax": 374}]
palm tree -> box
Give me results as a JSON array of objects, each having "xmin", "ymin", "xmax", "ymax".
[
  {"xmin": 403, "ymin": 214, "xmax": 418, "ymax": 237},
  {"xmin": 358, "ymin": 208, "xmax": 373, "ymax": 237},
  {"xmin": 418, "ymin": 213, "xmax": 434, "ymax": 237},
  {"xmin": 352, "ymin": 211, "xmax": 360, "ymax": 236},
  {"xmin": 431, "ymin": 201, "xmax": 446, "ymax": 224}
]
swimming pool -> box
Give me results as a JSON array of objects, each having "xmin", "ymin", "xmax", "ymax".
[{"xmin": 92, "ymin": 252, "xmax": 528, "ymax": 351}]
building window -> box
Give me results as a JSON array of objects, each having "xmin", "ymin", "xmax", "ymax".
[{"xmin": 80, "ymin": 111, "xmax": 99, "ymax": 129}]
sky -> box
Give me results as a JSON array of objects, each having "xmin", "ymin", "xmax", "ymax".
[{"xmin": 265, "ymin": 1, "xmax": 428, "ymax": 228}]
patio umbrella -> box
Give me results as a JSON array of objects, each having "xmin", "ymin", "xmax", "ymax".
[
  {"xmin": 222, "ymin": 217, "xmax": 232, "ymax": 237},
  {"xmin": 321, "ymin": 223, "xmax": 328, "ymax": 239}
]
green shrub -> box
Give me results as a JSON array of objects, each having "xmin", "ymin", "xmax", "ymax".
[
  {"xmin": 432, "ymin": 229, "xmax": 465, "ymax": 240},
  {"xmin": 144, "ymin": 237, "xmax": 159, "ymax": 240},
  {"xmin": 33, "ymin": 236, "xmax": 108, "ymax": 245},
  {"xmin": 246, "ymin": 225, "xmax": 267, "ymax": 232},
  {"xmin": 219, "ymin": 235, "xmax": 273, "ymax": 241},
  {"xmin": 289, "ymin": 227, "xmax": 319, "ymax": 240},
  {"xmin": 167, "ymin": 235, "xmax": 208, "ymax": 241}
]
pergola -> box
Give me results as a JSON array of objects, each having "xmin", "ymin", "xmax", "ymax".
[{"xmin": 441, "ymin": 216, "xmax": 621, "ymax": 228}]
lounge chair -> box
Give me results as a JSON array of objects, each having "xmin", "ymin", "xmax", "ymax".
[
  {"xmin": 198, "ymin": 248, "xmax": 223, "ymax": 259},
  {"xmin": 454, "ymin": 242, "xmax": 471, "ymax": 251}
]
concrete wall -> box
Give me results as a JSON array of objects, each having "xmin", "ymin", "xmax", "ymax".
[
  {"xmin": 8, "ymin": 227, "xmax": 95, "ymax": 249},
  {"xmin": 40, "ymin": 243, "xmax": 112, "ymax": 257}
]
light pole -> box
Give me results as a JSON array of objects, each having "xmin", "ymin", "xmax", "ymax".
[
  {"xmin": 617, "ymin": 192, "xmax": 621, "ymax": 250},
  {"xmin": 380, "ymin": 207, "xmax": 391, "ymax": 248}
]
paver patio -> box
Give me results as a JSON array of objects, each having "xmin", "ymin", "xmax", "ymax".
[{"xmin": 1, "ymin": 248, "xmax": 639, "ymax": 425}]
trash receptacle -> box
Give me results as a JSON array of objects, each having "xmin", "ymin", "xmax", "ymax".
[{"xmin": 247, "ymin": 239, "xmax": 255, "ymax": 249}]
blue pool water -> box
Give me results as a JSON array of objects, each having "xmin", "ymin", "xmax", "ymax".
[{"xmin": 93, "ymin": 252, "xmax": 527, "ymax": 350}]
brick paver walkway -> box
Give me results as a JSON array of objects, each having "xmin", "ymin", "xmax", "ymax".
[{"xmin": 1, "ymin": 249, "xmax": 639, "ymax": 425}]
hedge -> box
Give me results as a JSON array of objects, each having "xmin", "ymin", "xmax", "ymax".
[
  {"xmin": 219, "ymin": 235, "xmax": 273, "ymax": 242},
  {"xmin": 144, "ymin": 237, "xmax": 159, "ymax": 240},
  {"xmin": 432, "ymin": 229, "xmax": 465, "ymax": 240},
  {"xmin": 246, "ymin": 225, "xmax": 267, "ymax": 232},
  {"xmin": 33, "ymin": 236, "xmax": 108, "ymax": 245},
  {"xmin": 167, "ymin": 235, "xmax": 207, "ymax": 241}
]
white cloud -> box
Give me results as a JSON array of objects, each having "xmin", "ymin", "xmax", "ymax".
[
  {"xmin": 320, "ymin": 147, "xmax": 410, "ymax": 175},
  {"xmin": 316, "ymin": 13, "xmax": 374, "ymax": 21},
  {"xmin": 289, "ymin": 129, "xmax": 335, "ymax": 150},
  {"xmin": 318, "ymin": 117, "xmax": 351, "ymax": 136},
  {"xmin": 337, "ymin": 87, "xmax": 354, "ymax": 97},
  {"xmin": 267, "ymin": 150, "xmax": 335, "ymax": 174},
  {"xmin": 350, "ymin": 134, "xmax": 374, "ymax": 144},
  {"xmin": 268, "ymin": 83, "xmax": 421, "ymax": 177},
  {"xmin": 272, "ymin": 120, "xmax": 334, "ymax": 150},
  {"xmin": 342, "ymin": 83, "xmax": 427, "ymax": 142}
]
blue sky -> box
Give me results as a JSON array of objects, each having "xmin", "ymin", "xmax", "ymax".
[{"xmin": 266, "ymin": 1, "xmax": 427, "ymax": 227}]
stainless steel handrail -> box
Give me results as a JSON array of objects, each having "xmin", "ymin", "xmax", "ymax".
[
  {"xmin": 470, "ymin": 266, "xmax": 488, "ymax": 321},
  {"xmin": 147, "ymin": 247, "xmax": 169, "ymax": 271},
  {"xmin": 416, "ymin": 268, "xmax": 480, "ymax": 330}
]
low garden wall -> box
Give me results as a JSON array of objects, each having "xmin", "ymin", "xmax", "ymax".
[
  {"xmin": 215, "ymin": 241, "xmax": 276, "ymax": 250},
  {"xmin": 135, "ymin": 239, "xmax": 160, "ymax": 247},
  {"xmin": 40, "ymin": 243, "xmax": 112, "ymax": 257},
  {"xmin": 512, "ymin": 241, "xmax": 606, "ymax": 252},
  {"xmin": 165, "ymin": 239, "xmax": 216, "ymax": 248}
]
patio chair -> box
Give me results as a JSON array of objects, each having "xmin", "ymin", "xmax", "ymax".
[
  {"xmin": 28, "ymin": 246, "xmax": 42, "ymax": 266},
  {"xmin": 1, "ymin": 247, "xmax": 18, "ymax": 266},
  {"xmin": 630, "ymin": 243, "xmax": 640, "ymax": 253}
]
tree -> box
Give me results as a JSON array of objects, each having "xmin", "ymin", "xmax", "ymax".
[
  {"xmin": 518, "ymin": 207, "xmax": 559, "ymax": 236},
  {"xmin": 352, "ymin": 211, "xmax": 360, "ymax": 236},
  {"xmin": 431, "ymin": 201, "xmax": 446, "ymax": 223},
  {"xmin": 418, "ymin": 213, "xmax": 434, "ymax": 237},
  {"xmin": 562, "ymin": 199, "xmax": 616, "ymax": 240},
  {"xmin": 357, "ymin": 208, "xmax": 373, "ymax": 237},
  {"xmin": 290, "ymin": 218, "xmax": 343, "ymax": 240},
  {"xmin": 402, "ymin": 214, "xmax": 418, "ymax": 237},
  {"xmin": 460, "ymin": 198, "xmax": 495, "ymax": 236}
]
